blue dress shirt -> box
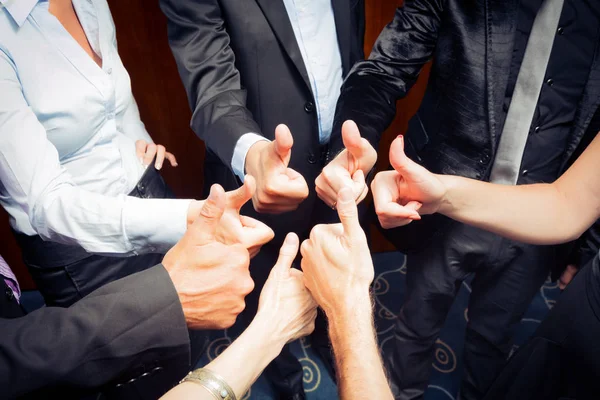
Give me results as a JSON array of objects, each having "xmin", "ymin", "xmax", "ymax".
[
  {"xmin": 0, "ymin": 0, "xmax": 191, "ymax": 255},
  {"xmin": 231, "ymin": 0, "xmax": 343, "ymax": 181}
]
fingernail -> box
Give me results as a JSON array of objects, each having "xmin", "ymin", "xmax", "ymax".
[
  {"xmin": 339, "ymin": 187, "xmax": 354, "ymax": 202},
  {"xmin": 139, "ymin": 157, "xmax": 144, "ymax": 165},
  {"xmin": 155, "ymin": 162, "xmax": 162, "ymax": 170},
  {"xmin": 415, "ymin": 202, "xmax": 423, "ymax": 211},
  {"xmin": 285, "ymin": 233, "xmax": 299, "ymax": 246}
]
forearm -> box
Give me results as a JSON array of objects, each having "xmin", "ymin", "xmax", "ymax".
[
  {"xmin": 162, "ymin": 318, "xmax": 285, "ymax": 399},
  {"xmin": 439, "ymin": 175, "xmax": 585, "ymax": 245},
  {"xmin": 327, "ymin": 294, "xmax": 392, "ymax": 400}
]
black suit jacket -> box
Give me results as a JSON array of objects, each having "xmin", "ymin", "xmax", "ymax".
[
  {"xmin": 330, "ymin": 0, "xmax": 600, "ymax": 260},
  {"xmin": 0, "ymin": 266, "xmax": 190, "ymax": 399},
  {"xmin": 161, "ymin": 0, "xmax": 364, "ymax": 243}
]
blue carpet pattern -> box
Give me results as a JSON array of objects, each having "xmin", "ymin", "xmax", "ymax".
[{"xmin": 196, "ymin": 251, "xmax": 561, "ymax": 400}]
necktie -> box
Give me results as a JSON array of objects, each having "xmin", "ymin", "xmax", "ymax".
[
  {"xmin": 489, "ymin": 0, "xmax": 565, "ymax": 185},
  {"xmin": 0, "ymin": 255, "xmax": 21, "ymax": 303}
]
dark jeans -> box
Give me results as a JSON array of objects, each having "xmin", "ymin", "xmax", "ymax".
[
  {"xmin": 13, "ymin": 166, "xmax": 207, "ymax": 399},
  {"xmin": 483, "ymin": 256, "xmax": 600, "ymax": 400},
  {"xmin": 386, "ymin": 222, "xmax": 558, "ymax": 400}
]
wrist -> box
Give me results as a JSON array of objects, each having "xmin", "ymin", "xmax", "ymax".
[
  {"xmin": 324, "ymin": 287, "xmax": 372, "ymax": 322},
  {"xmin": 245, "ymin": 140, "xmax": 269, "ymax": 176},
  {"xmin": 437, "ymin": 174, "xmax": 455, "ymax": 215},
  {"xmin": 243, "ymin": 315, "xmax": 286, "ymax": 359}
]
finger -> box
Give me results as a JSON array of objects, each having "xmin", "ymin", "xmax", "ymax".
[
  {"xmin": 143, "ymin": 143, "xmax": 157, "ymax": 166},
  {"xmin": 315, "ymin": 184, "xmax": 337, "ymax": 209},
  {"xmin": 240, "ymin": 215, "xmax": 275, "ymax": 244},
  {"xmin": 273, "ymin": 233, "xmax": 300, "ymax": 278},
  {"xmin": 351, "ymin": 169, "xmax": 367, "ymax": 201},
  {"xmin": 336, "ymin": 187, "xmax": 363, "ymax": 239},
  {"xmin": 227, "ymin": 175, "xmax": 256, "ymax": 210},
  {"xmin": 274, "ymin": 124, "xmax": 294, "ymax": 165},
  {"xmin": 135, "ymin": 140, "xmax": 147, "ymax": 161},
  {"xmin": 155, "ymin": 145, "xmax": 166, "ymax": 170},
  {"xmin": 376, "ymin": 202, "xmax": 421, "ymax": 229},
  {"xmin": 165, "ymin": 152, "xmax": 178, "ymax": 167},
  {"xmin": 190, "ymin": 184, "xmax": 226, "ymax": 243},
  {"xmin": 356, "ymin": 182, "xmax": 369, "ymax": 204},
  {"xmin": 341, "ymin": 120, "xmax": 364, "ymax": 161},
  {"xmin": 389, "ymin": 135, "xmax": 423, "ymax": 177},
  {"xmin": 282, "ymin": 170, "xmax": 309, "ymax": 199}
]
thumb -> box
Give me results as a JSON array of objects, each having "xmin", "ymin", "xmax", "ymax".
[
  {"xmin": 389, "ymin": 135, "xmax": 418, "ymax": 175},
  {"xmin": 272, "ymin": 232, "xmax": 300, "ymax": 278},
  {"xmin": 274, "ymin": 124, "xmax": 294, "ymax": 165},
  {"xmin": 336, "ymin": 187, "xmax": 363, "ymax": 239},
  {"xmin": 227, "ymin": 175, "xmax": 256, "ymax": 210},
  {"xmin": 341, "ymin": 120, "xmax": 364, "ymax": 160},
  {"xmin": 191, "ymin": 184, "xmax": 226, "ymax": 243}
]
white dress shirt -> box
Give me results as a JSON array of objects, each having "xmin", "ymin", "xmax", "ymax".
[
  {"xmin": 230, "ymin": 0, "xmax": 343, "ymax": 180},
  {"xmin": 0, "ymin": 0, "xmax": 191, "ymax": 255}
]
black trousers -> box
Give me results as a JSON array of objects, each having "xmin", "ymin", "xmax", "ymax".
[
  {"xmin": 386, "ymin": 222, "xmax": 559, "ymax": 400},
  {"xmin": 483, "ymin": 256, "xmax": 600, "ymax": 400},
  {"xmin": 13, "ymin": 166, "xmax": 206, "ymax": 399}
]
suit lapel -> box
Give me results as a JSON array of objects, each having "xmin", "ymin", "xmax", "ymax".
[
  {"xmin": 255, "ymin": 0, "xmax": 311, "ymax": 92},
  {"xmin": 331, "ymin": 0, "xmax": 351, "ymax": 74},
  {"xmin": 484, "ymin": 0, "xmax": 519, "ymax": 152}
]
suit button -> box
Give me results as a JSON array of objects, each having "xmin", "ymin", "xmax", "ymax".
[
  {"xmin": 522, "ymin": 169, "xmax": 529, "ymax": 176},
  {"xmin": 5, "ymin": 287, "xmax": 14, "ymax": 301},
  {"xmin": 557, "ymin": 27, "xmax": 564, "ymax": 35},
  {"xmin": 534, "ymin": 126, "xmax": 540, "ymax": 134},
  {"xmin": 479, "ymin": 153, "xmax": 490, "ymax": 164},
  {"xmin": 307, "ymin": 154, "xmax": 317, "ymax": 164},
  {"xmin": 304, "ymin": 102, "xmax": 314, "ymax": 113},
  {"xmin": 546, "ymin": 78, "xmax": 554, "ymax": 87}
]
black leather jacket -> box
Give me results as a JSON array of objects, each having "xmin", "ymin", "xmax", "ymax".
[{"xmin": 329, "ymin": 0, "xmax": 600, "ymax": 268}]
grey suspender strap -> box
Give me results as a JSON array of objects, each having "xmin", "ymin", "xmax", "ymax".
[{"xmin": 489, "ymin": 0, "xmax": 565, "ymax": 185}]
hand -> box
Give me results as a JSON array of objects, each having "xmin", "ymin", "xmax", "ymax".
[
  {"xmin": 315, "ymin": 120, "xmax": 377, "ymax": 208},
  {"xmin": 300, "ymin": 187, "xmax": 374, "ymax": 315},
  {"xmin": 163, "ymin": 184, "xmax": 254, "ymax": 330},
  {"xmin": 135, "ymin": 139, "xmax": 178, "ymax": 170},
  {"xmin": 255, "ymin": 233, "xmax": 318, "ymax": 345},
  {"xmin": 372, "ymin": 135, "xmax": 445, "ymax": 229},
  {"xmin": 245, "ymin": 125, "xmax": 309, "ymax": 214},
  {"xmin": 558, "ymin": 264, "xmax": 579, "ymax": 290},
  {"xmin": 186, "ymin": 177, "xmax": 275, "ymax": 258}
]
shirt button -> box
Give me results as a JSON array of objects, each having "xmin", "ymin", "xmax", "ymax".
[
  {"xmin": 534, "ymin": 126, "xmax": 541, "ymax": 134},
  {"xmin": 106, "ymin": 67, "xmax": 113, "ymax": 75},
  {"xmin": 557, "ymin": 27, "xmax": 564, "ymax": 35},
  {"xmin": 546, "ymin": 78, "xmax": 554, "ymax": 87},
  {"xmin": 304, "ymin": 102, "xmax": 315, "ymax": 113}
]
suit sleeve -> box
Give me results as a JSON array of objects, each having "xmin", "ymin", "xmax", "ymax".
[
  {"xmin": 329, "ymin": 0, "xmax": 445, "ymax": 160},
  {"xmin": 0, "ymin": 265, "xmax": 190, "ymax": 398},
  {"xmin": 160, "ymin": 0, "xmax": 262, "ymax": 171}
]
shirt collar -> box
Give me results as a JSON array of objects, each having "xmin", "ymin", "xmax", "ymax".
[{"xmin": 1, "ymin": 0, "xmax": 41, "ymax": 27}]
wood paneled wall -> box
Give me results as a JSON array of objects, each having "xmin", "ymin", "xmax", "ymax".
[{"xmin": 0, "ymin": 0, "xmax": 428, "ymax": 289}]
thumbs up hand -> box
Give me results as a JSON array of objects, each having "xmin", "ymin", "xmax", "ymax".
[
  {"xmin": 315, "ymin": 120, "xmax": 377, "ymax": 208},
  {"xmin": 301, "ymin": 187, "xmax": 374, "ymax": 315},
  {"xmin": 163, "ymin": 184, "xmax": 255, "ymax": 330},
  {"xmin": 255, "ymin": 233, "xmax": 318, "ymax": 346},
  {"xmin": 372, "ymin": 135, "xmax": 445, "ymax": 229},
  {"xmin": 245, "ymin": 125, "xmax": 309, "ymax": 214}
]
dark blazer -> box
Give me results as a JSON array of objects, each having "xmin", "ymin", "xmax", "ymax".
[
  {"xmin": 161, "ymin": 0, "xmax": 365, "ymax": 243},
  {"xmin": 0, "ymin": 266, "xmax": 190, "ymax": 399},
  {"xmin": 330, "ymin": 0, "xmax": 600, "ymax": 259}
]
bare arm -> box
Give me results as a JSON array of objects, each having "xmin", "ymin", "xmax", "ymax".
[
  {"xmin": 328, "ymin": 295, "xmax": 392, "ymax": 400},
  {"xmin": 373, "ymin": 133, "xmax": 600, "ymax": 246},
  {"xmin": 439, "ymin": 133, "xmax": 600, "ymax": 245}
]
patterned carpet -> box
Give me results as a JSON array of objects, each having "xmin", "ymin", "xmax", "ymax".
[{"xmin": 196, "ymin": 251, "xmax": 561, "ymax": 400}]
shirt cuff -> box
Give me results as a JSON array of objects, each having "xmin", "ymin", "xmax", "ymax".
[
  {"xmin": 123, "ymin": 197, "xmax": 193, "ymax": 254},
  {"xmin": 231, "ymin": 133, "xmax": 270, "ymax": 181}
]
